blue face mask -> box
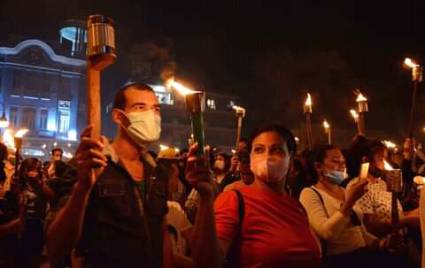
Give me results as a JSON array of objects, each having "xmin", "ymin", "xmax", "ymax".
[{"xmin": 324, "ymin": 170, "xmax": 348, "ymax": 185}]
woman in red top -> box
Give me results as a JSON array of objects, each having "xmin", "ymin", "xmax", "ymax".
[{"xmin": 188, "ymin": 125, "xmax": 321, "ymax": 268}]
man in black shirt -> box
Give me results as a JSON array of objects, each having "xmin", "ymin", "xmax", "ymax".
[{"xmin": 46, "ymin": 82, "xmax": 173, "ymax": 268}]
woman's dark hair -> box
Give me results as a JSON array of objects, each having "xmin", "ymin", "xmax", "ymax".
[
  {"xmin": 19, "ymin": 158, "xmax": 42, "ymax": 186},
  {"xmin": 307, "ymin": 144, "xmax": 339, "ymax": 184},
  {"xmin": 248, "ymin": 124, "xmax": 297, "ymax": 155},
  {"xmin": 214, "ymin": 152, "xmax": 231, "ymax": 172},
  {"xmin": 345, "ymin": 135, "xmax": 369, "ymax": 179},
  {"xmin": 367, "ymin": 140, "xmax": 387, "ymax": 164}
]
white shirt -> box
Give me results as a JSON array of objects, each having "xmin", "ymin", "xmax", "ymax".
[
  {"xmin": 300, "ymin": 186, "xmax": 376, "ymax": 256},
  {"xmin": 166, "ymin": 201, "xmax": 192, "ymax": 255}
]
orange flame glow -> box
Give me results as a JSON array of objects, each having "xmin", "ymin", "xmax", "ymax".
[
  {"xmin": 356, "ymin": 92, "xmax": 367, "ymax": 102},
  {"xmin": 2, "ymin": 128, "xmax": 28, "ymax": 150},
  {"xmin": 323, "ymin": 120, "xmax": 330, "ymax": 129},
  {"xmin": 350, "ymin": 109, "xmax": 359, "ymax": 119},
  {"xmin": 384, "ymin": 160, "xmax": 394, "ymax": 171},
  {"xmin": 404, "ymin": 58, "xmax": 419, "ymax": 68},
  {"xmin": 166, "ymin": 78, "xmax": 198, "ymax": 96},
  {"xmin": 304, "ymin": 93, "xmax": 312, "ymax": 107}
]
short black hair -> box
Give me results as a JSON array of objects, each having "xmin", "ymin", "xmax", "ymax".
[
  {"xmin": 51, "ymin": 147, "xmax": 63, "ymax": 155},
  {"xmin": 113, "ymin": 81, "xmax": 155, "ymax": 110},
  {"xmin": 248, "ymin": 124, "xmax": 297, "ymax": 155}
]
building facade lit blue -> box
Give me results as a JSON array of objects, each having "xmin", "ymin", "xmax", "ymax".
[{"xmin": 0, "ymin": 39, "xmax": 86, "ymax": 159}]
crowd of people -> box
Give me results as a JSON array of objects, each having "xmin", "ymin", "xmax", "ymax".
[{"xmin": 0, "ymin": 81, "xmax": 423, "ymax": 268}]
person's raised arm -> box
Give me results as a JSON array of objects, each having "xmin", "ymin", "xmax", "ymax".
[
  {"xmin": 46, "ymin": 126, "xmax": 107, "ymax": 262},
  {"xmin": 186, "ymin": 144, "xmax": 228, "ymax": 268}
]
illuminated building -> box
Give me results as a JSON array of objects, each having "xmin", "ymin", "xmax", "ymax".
[{"xmin": 0, "ymin": 37, "xmax": 86, "ymax": 159}]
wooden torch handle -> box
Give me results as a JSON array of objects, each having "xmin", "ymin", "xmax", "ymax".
[{"xmin": 87, "ymin": 65, "xmax": 101, "ymax": 139}]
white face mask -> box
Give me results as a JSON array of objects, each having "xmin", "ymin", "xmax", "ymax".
[
  {"xmin": 251, "ymin": 156, "xmax": 289, "ymax": 183},
  {"xmin": 324, "ymin": 169, "xmax": 348, "ymax": 185},
  {"xmin": 214, "ymin": 160, "xmax": 225, "ymax": 171},
  {"xmin": 121, "ymin": 110, "xmax": 161, "ymax": 145}
]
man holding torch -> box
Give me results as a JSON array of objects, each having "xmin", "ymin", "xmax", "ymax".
[
  {"xmin": 46, "ymin": 14, "xmax": 180, "ymax": 268},
  {"xmin": 46, "ymin": 82, "xmax": 177, "ymax": 268}
]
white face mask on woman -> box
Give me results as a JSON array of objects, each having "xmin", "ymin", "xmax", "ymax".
[
  {"xmin": 120, "ymin": 110, "xmax": 161, "ymax": 146},
  {"xmin": 214, "ymin": 160, "xmax": 225, "ymax": 171},
  {"xmin": 324, "ymin": 169, "xmax": 348, "ymax": 185},
  {"xmin": 251, "ymin": 156, "xmax": 289, "ymax": 183}
]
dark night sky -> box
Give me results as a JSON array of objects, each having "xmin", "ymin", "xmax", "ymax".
[{"xmin": 0, "ymin": 0, "xmax": 423, "ymax": 144}]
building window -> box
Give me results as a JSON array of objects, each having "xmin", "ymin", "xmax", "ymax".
[
  {"xmin": 207, "ymin": 99, "xmax": 216, "ymax": 110},
  {"xmin": 24, "ymin": 72, "xmax": 41, "ymax": 98},
  {"xmin": 40, "ymin": 74, "xmax": 51, "ymax": 99},
  {"xmin": 58, "ymin": 110, "xmax": 70, "ymax": 133},
  {"xmin": 39, "ymin": 109, "xmax": 48, "ymax": 130},
  {"xmin": 22, "ymin": 107, "xmax": 36, "ymax": 129},
  {"xmin": 155, "ymin": 92, "xmax": 173, "ymax": 105},
  {"xmin": 58, "ymin": 100, "xmax": 71, "ymax": 134},
  {"xmin": 9, "ymin": 107, "xmax": 18, "ymax": 127}
]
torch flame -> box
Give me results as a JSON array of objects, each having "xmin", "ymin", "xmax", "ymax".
[
  {"xmin": 159, "ymin": 144, "xmax": 169, "ymax": 151},
  {"xmin": 304, "ymin": 93, "xmax": 312, "ymax": 107},
  {"xmin": 384, "ymin": 160, "xmax": 394, "ymax": 171},
  {"xmin": 404, "ymin": 58, "xmax": 419, "ymax": 68},
  {"xmin": 232, "ymin": 105, "xmax": 244, "ymax": 112},
  {"xmin": 2, "ymin": 128, "xmax": 28, "ymax": 150},
  {"xmin": 323, "ymin": 120, "xmax": 330, "ymax": 129},
  {"xmin": 382, "ymin": 140, "xmax": 397, "ymax": 150},
  {"xmin": 15, "ymin": 128, "xmax": 28, "ymax": 138},
  {"xmin": 356, "ymin": 92, "xmax": 367, "ymax": 102},
  {"xmin": 350, "ymin": 109, "xmax": 359, "ymax": 119},
  {"xmin": 2, "ymin": 129, "xmax": 14, "ymax": 149},
  {"xmin": 166, "ymin": 78, "xmax": 198, "ymax": 96}
]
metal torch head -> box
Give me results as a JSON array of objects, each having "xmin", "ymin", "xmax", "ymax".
[
  {"xmin": 236, "ymin": 109, "xmax": 246, "ymax": 118},
  {"xmin": 185, "ymin": 92, "xmax": 205, "ymax": 113},
  {"xmin": 384, "ymin": 169, "xmax": 402, "ymax": 193},
  {"xmin": 87, "ymin": 14, "xmax": 117, "ymax": 70},
  {"xmin": 303, "ymin": 105, "xmax": 312, "ymax": 114}
]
